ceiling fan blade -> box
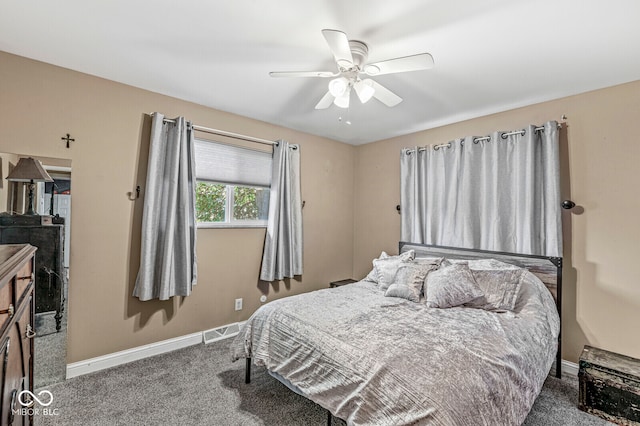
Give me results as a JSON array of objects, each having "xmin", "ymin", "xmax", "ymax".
[
  {"xmin": 364, "ymin": 53, "xmax": 434, "ymax": 76},
  {"xmin": 369, "ymin": 80, "xmax": 403, "ymax": 107},
  {"xmin": 270, "ymin": 71, "xmax": 337, "ymax": 78},
  {"xmin": 322, "ymin": 29, "xmax": 354, "ymax": 68},
  {"xmin": 315, "ymin": 91, "xmax": 335, "ymax": 109}
]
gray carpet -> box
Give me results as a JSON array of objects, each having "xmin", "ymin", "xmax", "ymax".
[
  {"xmin": 33, "ymin": 338, "xmax": 614, "ymax": 426},
  {"xmin": 34, "ymin": 271, "xmax": 69, "ymax": 388},
  {"xmin": 34, "ymin": 311, "xmax": 68, "ymax": 388}
]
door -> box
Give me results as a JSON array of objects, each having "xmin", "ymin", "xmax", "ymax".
[
  {"xmin": 54, "ymin": 192, "xmax": 70, "ymax": 269},
  {"xmin": 41, "ymin": 178, "xmax": 71, "ymax": 269}
]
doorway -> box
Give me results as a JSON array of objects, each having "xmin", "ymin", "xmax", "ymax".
[{"xmin": 33, "ymin": 163, "xmax": 71, "ymax": 387}]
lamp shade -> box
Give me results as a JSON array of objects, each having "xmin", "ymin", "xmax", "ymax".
[
  {"xmin": 354, "ymin": 79, "xmax": 375, "ymax": 103},
  {"xmin": 6, "ymin": 157, "xmax": 54, "ymax": 182},
  {"xmin": 333, "ymin": 91, "xmax": 350, "ymax": 108},
  {"xmin": 328, "ymin": 77, "xmax": 349, "ymax": 97}
]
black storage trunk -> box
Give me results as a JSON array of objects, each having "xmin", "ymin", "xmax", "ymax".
[{"xmin": 579, "ymin": 345, "xmax": 640, "ymax": 425}]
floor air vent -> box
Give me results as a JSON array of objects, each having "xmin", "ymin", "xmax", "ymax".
[{"xmin": 203, "ymin": 322, "xmax": 243, "ymax": 344}]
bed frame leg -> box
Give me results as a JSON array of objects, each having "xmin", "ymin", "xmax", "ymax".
[
  {"xmin": 327, "ymin": 410, "xmax": 332, "ymax": 426},
  {"xmin": 245, "ymin": 357, "xmax": 251, "ymax": 384}
]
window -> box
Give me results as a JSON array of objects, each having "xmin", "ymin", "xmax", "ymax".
[
  {"xmin": 194, "ymin": 139, "xmax": 272, "ymax": 228},
  {"xmin": 196, "ymin": 182, "xmax": 269, "ymax": 227}
]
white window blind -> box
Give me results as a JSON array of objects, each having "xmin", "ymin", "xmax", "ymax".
[{"xmin": 194, "ymin": 139, "xmax": 272, "ymax": 187}]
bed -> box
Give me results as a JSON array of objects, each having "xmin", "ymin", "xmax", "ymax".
[{"xmin": 231, "ymin": 242, "xmax": 562, "ymax": 425}]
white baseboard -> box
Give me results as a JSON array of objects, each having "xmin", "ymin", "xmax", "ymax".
[
  {"xmin": 561, "ymin": 359, "xmax": 579, "ymax": 377},
  {"xmin": 67, "ymin": 323, "xmax": 580, "ymax": 380},
  {"xmin": 67, "ymin": 321, "xmax": 244, "ymax": 379}
]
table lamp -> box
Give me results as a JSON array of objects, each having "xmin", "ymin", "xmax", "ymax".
[{"xmin": 5, "ymin": 157, "xmax": 54, "ymax": 215}]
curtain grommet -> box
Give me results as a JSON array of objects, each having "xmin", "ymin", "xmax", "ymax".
[{"xmin": 433, "ymin": 143, "xmax": 451, "ymax": 151}]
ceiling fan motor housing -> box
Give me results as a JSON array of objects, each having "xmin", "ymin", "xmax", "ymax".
[{"xmin": 348, "ymin": 40, "xmax": 368, "ymax": 69}]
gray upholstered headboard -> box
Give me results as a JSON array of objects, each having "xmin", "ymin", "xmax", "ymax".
[{"xmin": 399, "ymin": 241, "xmax": 563, "ymax": 377}]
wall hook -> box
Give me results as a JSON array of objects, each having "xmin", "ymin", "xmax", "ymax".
[
  {"xmin": 128, "ymin": 185, "xmax": 140, "ymax": 200},
  {"xmin": 396, "ymin": 205, "xmax": 401, "ymax": 214},
  {"xmin": 561, "ymin": 200, "xmax": 575, "ymax": 210}
]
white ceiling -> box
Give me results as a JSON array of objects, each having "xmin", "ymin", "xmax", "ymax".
[{"xmin": 2, "ymin": 0, "xmax": 640, "ymax": 145}]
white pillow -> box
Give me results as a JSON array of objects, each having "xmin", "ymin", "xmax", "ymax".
[
  {"xmin": 362, "ymin": 251, "xmax": 390, "ymax": 283},
  {"xmin": 442, "ymin": 258, "xmax": 524, "ymax": 311},
  {"xmin": 384, "ymin": 259, "xmax": 441, "ymax": 302},
  {"xmin": 369, "ymin": 250, "xmax": 415, "ymax": 290},
  {"xmin": 425, "ymin": 263, "xmax": 485, "ymax": 308}
]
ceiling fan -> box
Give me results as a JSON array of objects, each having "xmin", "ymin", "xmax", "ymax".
[{"xmin": 270, "ymin": 29, "xmax": 434, "ymax": 110}]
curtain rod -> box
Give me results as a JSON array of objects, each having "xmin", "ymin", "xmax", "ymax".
[
  {"xmin": 421, "ymin": 122, "xmax": 564, "ymax": 152},
  {"xmin": 153, "ymin": 114, "xmax": 277, "ymax": 146}
]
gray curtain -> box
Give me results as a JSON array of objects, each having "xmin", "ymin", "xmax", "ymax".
[
  {"xmin": 400, "ymin": 121, "xmax": 561, "ymax": 257},
  {"xmin": 133, "ymin": 113, "xmax": 198, "ymax": 301},
  {"xmin": 260, "ymin": 141, "xmax": 303, "ymax": 281}
]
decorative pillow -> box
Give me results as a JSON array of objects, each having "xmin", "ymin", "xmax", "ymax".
[
  {"xmin": 373, "ymin": 257, "xmax": 405, "ymax": 291},
  {"xmin": 372, "ymin": 250, "xmax": 416, "ymax": 290},
  {"xmin": 424, "ymin": 263, "xmax": 485, "ymax": 308},
  {"xmin": 362, "ymin": 251, "xmax": 390, "ymax": 283},
  {"xmin": 384, "ymin": 260, "xmax": 440, "ymax": 302},
  {"xmin": 396, "ymin": 249, "xmax": 416, "ymax": 262},
  {"xmin": 442, "ymin": 258, "xmax": 524, "ymax": 311},
  {"xmin": 468, "ymin": 266, "xmax": 524, "ymax": 311},
  {"xmin": 363, "ymin": 269, "xmax": 377, "ymax": 283},
  {"xmin": 384, "ymin": 283, "xmax": 419, "ymax": 302}
]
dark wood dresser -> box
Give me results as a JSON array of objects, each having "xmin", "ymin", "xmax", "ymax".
[
  {"xmin": 0, "ymin": 216, "xmax": 64, "ymax": 332},
  {"xmin": 0, "ymin": 244, "xmax": 36, "ymax": 426}
]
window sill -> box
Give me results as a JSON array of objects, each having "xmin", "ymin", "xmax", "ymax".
[{"xmin": 197, "ymin": 222, "xmax": 267, "ymax": 229}]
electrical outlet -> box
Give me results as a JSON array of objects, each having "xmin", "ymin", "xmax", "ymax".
[{"xmin": 234, "ymin": 298, "xmax": 243, "ymax": 311}]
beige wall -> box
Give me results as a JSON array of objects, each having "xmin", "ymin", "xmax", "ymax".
[
  {"xmin": 353, "ymin": 80, "xmax": 640, "ymax": 363},
  {"xmin": 2, "ymin": 48, "xmax": 639, "ymax": 367},
  {"xmin": 0, "ymin": 152, "xmax": 20, "ymax": 212},
  {"xmin": 0, "ymin": 51, "xmax": 355, "ymax": 362}
]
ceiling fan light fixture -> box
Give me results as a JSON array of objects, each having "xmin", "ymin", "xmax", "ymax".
[
  {"xmin": 270, "ymin": 29, "xmax": 434, "ymax": 111},
  {"xmin": 328, "ymin": 77, "xmax": 349, "ymax": 97},
  {"xmin": 333, "ymin": 91, "xmax": 350, "ymax": 108},
  {"xmin": 354, "ymin": 79, "xmax": 375, "ymax": 103}
]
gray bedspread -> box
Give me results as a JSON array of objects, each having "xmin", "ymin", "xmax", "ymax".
[{"xmin": 230, "ymin": 271, "xmax": 559, "ymax": 425}]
